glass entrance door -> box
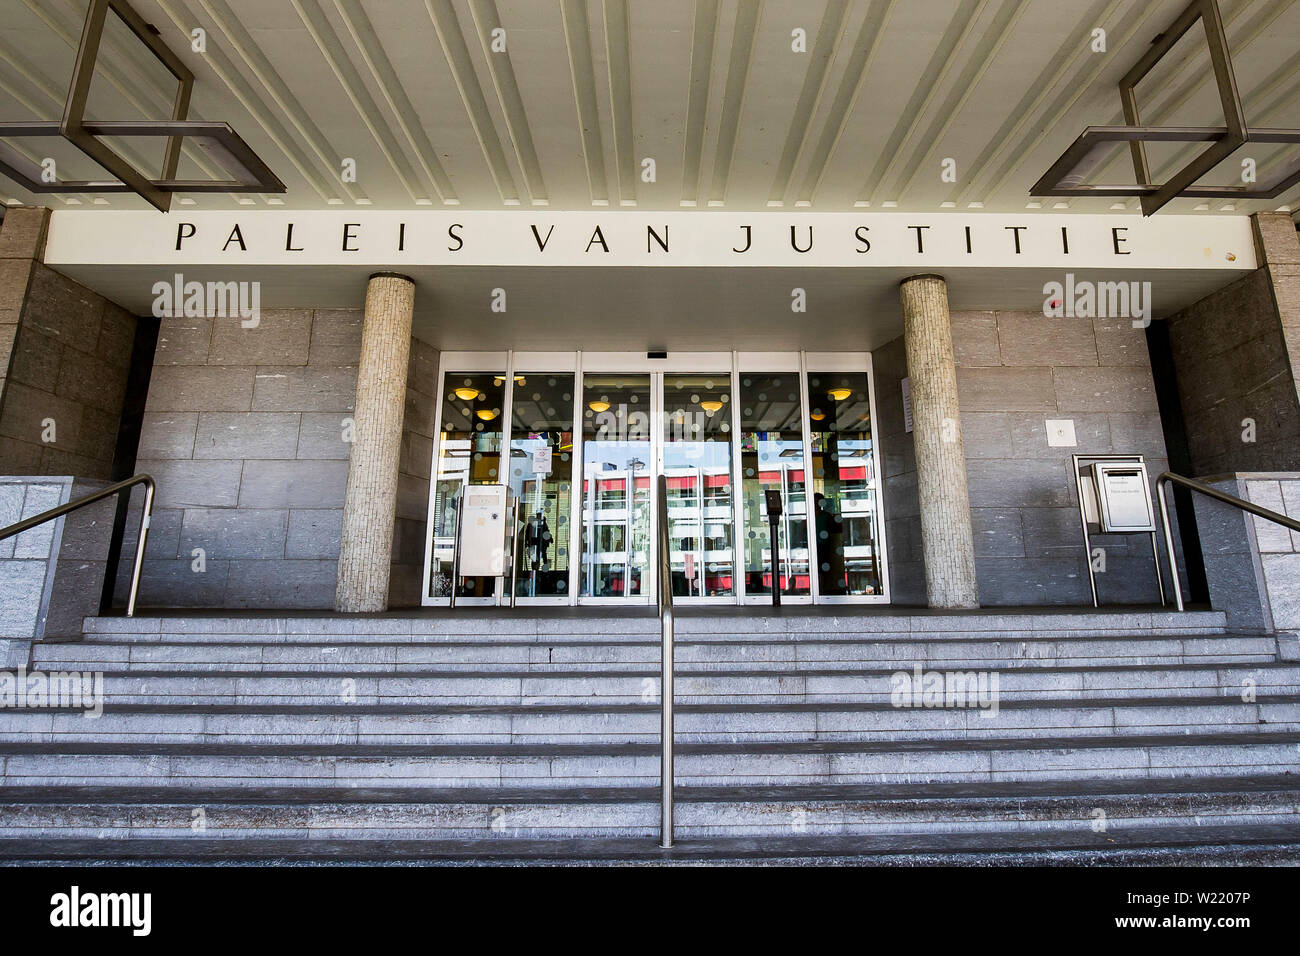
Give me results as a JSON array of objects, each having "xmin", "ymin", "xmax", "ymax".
[
  {"xmin": 807, "ymin": 369, "xmax": 885, "ymax": 599},
  {"xmin": 425, "ymin": 351, "xmax": 888, "ymax": 607},
  {"xmin": 579, "ymin": 375, "xmax": 653, "ymax": 601},
  {"xmin": 738, "ymin": 372, "xmax": 810, "ymax": 602},
  {"xmin": 428, "ymin": 371, "xmax": 505, "ymax": 604},
  {"xmin": 506, "ymin": 373, "xmax": 575, "ymax": 603},
  {"xmin": 577, "ymin": 369, "xmax": 735, "ymax": 604},
  {"xmin": 661, "ymin": 373, "xmax": 734, "ymax": 600}
]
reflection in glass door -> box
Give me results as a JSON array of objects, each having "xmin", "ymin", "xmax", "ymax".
[
  {"xmin": 425, "ymin": 352, "xmax": 888, "ymax": 607},
  {"xmin": 662, "ymin": 374, "xmax": 734, "ymax": 599},
  {"xmin": 738, "ymin": 373, "xmax": 809, "ymax": 600},
  {"xmin": 580, "ymin": 375, "xmax": 652, "ymax": 600},
  {"xmin": 429, "ymin": 371, "xmax": 505, "ymax": 601},
  {"xmin": 807, "ymin": 370, "xmax": 884, "ymax": 597},
  {"xmin": 506, "ymin": 374, "xmax": 575, "ymax": 601}
]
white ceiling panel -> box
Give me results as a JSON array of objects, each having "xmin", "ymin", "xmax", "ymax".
[{"xmin": 0, "ymin": 0, "xmax": 1296, "ymax": 216}]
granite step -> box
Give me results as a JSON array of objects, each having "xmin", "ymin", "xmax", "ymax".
[
  {"xmin": 5, "ymin": 825, "xmax": 1300, "ymax": 863},
  {"xmin": 78, "ymin": 609, "xmax": 1230, "ymax": 644},
  {"xmin": 37, "ymin": 662, "xmax": 1298, "ymax": 706},
  {"xmin": 1, "ymin": 776, "xmax": 1298, "ymax": 842},
  {"xmin": 1, "ymin": 696, "xmax": 1297, "ymax": 745},
  {"xmin": 2, "ymin": 731, "xmax": 1298, "ymax": 789},
  {"xmin": 32, "ymin": 633, "xmax": 1278, "ymax": 672}
]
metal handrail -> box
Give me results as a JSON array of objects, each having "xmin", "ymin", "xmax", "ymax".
[
  {"xmin": 0, "ymin": 474, "xmax": 155, "ymax": 617},
  {"xmin": 655, "ymin": 473, "xmax": 675, "ymax": 849},
  {"xmin": 1157, "ymin": 471, "xmax": 1300, "ymax": 611}
]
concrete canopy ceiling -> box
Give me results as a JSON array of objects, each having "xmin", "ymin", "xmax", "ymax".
[
  {"xmin": 1, "ymin": 0, "xmax": 1299, "ymax": 216},
  {"xmin": 55, "ymin": 261, "xmax": 1243, "ymax": 351}
]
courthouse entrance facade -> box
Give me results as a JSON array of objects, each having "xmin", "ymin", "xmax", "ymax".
[
  {"xmin": 20, "ymin": 206, "xmax": 1275, "ymax": 614},
  {"xmin": 424, "ymin": 350, "xmax": 887, "ymax": 608}
]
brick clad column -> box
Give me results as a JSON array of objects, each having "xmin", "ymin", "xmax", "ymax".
[
  {"xmin": 899, "ymin": 274, "xmax": 980, "ymax": 608},
  {"xmin": 335, "ymin": 273, "xmax": 416, "ymax": 612}
]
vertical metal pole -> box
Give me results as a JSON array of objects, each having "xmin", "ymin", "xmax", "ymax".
[
  {"xmin": 510, "ymin": 498, "xmax": 521, "ymax": 608},
  {"xmin": 126, "ymin": 480, "xmax": 154, "ymax": 617},
  {"xmin": 498, "ymin": 353, "xmax": 515, "ymax": 608},
  {"xmin": 1074, "ymin": 457, "xmax": 1099, "ymax": 608},
  {"xmin": 799, "ymin": 351, "xmax": 821, "ymax": 605},
  {"xmin": 769, "ymin": 512, "xmax": 781, "ymax": 607},
  {"xmin": 660, "ymin": 600, "xmax": 674, "ymax": 848},
  {"xmin": 1157, "ymin": 478, "xmax": 1185, "ymax": 611},
  {"xmin": 694, "ymin": 464, "xmax": 703, "ymax": 597},
  {"xmin": 1150, "ymin": 531, "xmax": 1166, "ymax": 606},
  {"xmin": 657, "ymin": 473, "xmax": 674, "ymax": 848},
  {"xmin": 449, "ymin": 493, "xmax": 462, "ymax": 609},
  {"xmin": 729, "ymin": 351, "xmax": 744, "ymax": 606},
  {"xmin": 530, "ymin": 503, "xmax": 538, "ymax": 598},
  {"xmin": 781, "ymin": 467, "xmax": 792, "ymax": 594},
  {"xmin": 569, "ymin": 353, "xmax": 584, "ymax": 606},
  {"xmin": 625, "ymin": 471, "xmax": 633, "ymax": 595}
]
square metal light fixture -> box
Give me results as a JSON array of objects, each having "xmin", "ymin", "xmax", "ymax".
[
  {"xmin": 62, "ymin": 0, "xmax": 192, "ymax": 211},
  {"xmin": 0, "ymin": 121, "xmax": 285, "ymax": 199},
  {"xmin": 0, "ymin": 0, "xmax": 284, "ymax": 211},
  {"xmin": 1032, "ymin": 126, "xmax": 1300, "ymax": 204},
  {"xmin": 1031, "ymin": 0, "xmax": 1300, "ymax": 215},
  {"xmin": 1119, "ymin": 0, "xmax": 1245, "ymax": 216}
]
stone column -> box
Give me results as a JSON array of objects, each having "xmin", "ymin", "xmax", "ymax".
[
  {"xmin": 335, "ymin": 273, "xmax": 416, "ymax": 612},
  {"xmin": 899, "ymin": 274, "xmax": 979, "ymax": 608}
]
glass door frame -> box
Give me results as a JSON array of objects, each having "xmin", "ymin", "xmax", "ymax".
[
  {"xmin": 801, "ymin": 351, "xmax": 890, "ymax": 605},
  {"xmin": 422, "ymin": 350, "xmax": 889, "ymax": 607},
  {"xmin": 579, "ymin": 352, "xmax": 734, "ymax": 607},
  {"xmin": 736, "ymin": 352, "xmax": 812, "ymax": 606},
  {"xmin": 512, "ymin": 351, "xmax": 583, "ymax": 606},
  {"xmin": 424, "ymin": 349, "xmax": 585, "ymax": 608},
  {"xmin": 421, "ymin": 350, "xmax": 512, "ymax": 607},
  {"xmin": 574, "ymin": 357, "xmax": 657, "ymax": 607}
]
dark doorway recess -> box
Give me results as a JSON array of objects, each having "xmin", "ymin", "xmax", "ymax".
[
  {"xmin": 100, "ymin": 314, "xmax": 160, "ymax": 612},
  {"xmin": 1145, "ymin": 319, "xmax": 1210, "ymax": 606}
]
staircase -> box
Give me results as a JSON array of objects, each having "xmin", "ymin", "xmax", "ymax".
[{"xmin": 2, "ymin": 608, "xmax": 1299, "ymax": 863}]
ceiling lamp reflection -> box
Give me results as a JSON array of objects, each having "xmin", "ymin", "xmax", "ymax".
[
  {"xmin": 827, "ymin": 388, "xmax": 853, "ymax": 401},
  {"xmin": 454, "ymin": 387, "xmax": 481, "ymax": 401},
  {"xmin": 476, "ymin": 409, "xmax": 499, "ymax": 421},
  {"xmin": 588, "ymin": 400, "xmax": 611, "ymax": 413}
]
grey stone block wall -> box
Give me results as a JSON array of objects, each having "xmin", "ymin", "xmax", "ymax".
[
  {"xmin": 0, "ymin": 477, "xmax": 67, "ymax": 661},
  {"xmin": 0, "ymin": 208, "xmax": 136, "ymax": 479},
  {"xmin": 1193, "ymin": 474, "xmax": 1300, "ymax": 638},
  {"xmin": 0, "ymin": 476, "xmax": 114, "ymax": 659},
  {"xmin": 43, "ymin": 478, "xmax": 116, "ymax": 640},
  {"xmin": 876, "ymin": 310, "xmax": 1182, "ymax": 607},
  {"xmin": 120, "ymin": 308, "xmax": 440, "ymax": 610},
  {"xmin": 0, "ymin": 209, "xmax": 47, "ymax": 399},
  {"xmin": 954, "ymin": 310, "xmax": 1178, "ymax": 606},
  {"xmin": 1165, "ymin": 269, "xmax": 1300, "ymax": 474},
  {"xmin": 1254, "ymin": 214, "xmax": 1300, "ymax": 409},
  {"xmin": 1164, "ymin": 214, "xmax": 1300, "ymax": 475},
  {"xmin": 121, "ymin": 310, "xmax": 363, "ymax": 609}
]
